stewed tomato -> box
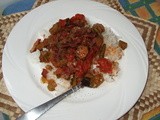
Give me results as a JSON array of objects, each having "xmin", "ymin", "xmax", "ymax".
[{"xmin": 97, "ymin": 58, "xmax": 112, "ymax": 74}]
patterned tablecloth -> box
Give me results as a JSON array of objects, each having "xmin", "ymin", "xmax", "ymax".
[{"xmin": 0, "ymin": 0, "xmax": 160, "ymax": 120}]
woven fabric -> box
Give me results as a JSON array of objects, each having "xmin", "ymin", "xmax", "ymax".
[
  {"xmin": 119, "ymin": 0, "xmax": 160, "ymax": 55},
  {"xmin": 0, "ymin": 0, "xmax": 160, "ymax": 120},
  {"xmin": 119, "ymin": 0, "xmax": 160, "ymax": 24},
  {"xmin": 118, "ymin": 1, "xmax": 160, "ymax": 118}
]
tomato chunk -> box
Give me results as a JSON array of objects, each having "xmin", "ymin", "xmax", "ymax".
[
  {"xmin": 41, "ymin": 69, "xmax": 48, "ymax": 78},
  {"xmin": 59, "ymin": 19, "xmax": 66, "ymax": 27},
  {"xmin": 71, "ymin": 14, "xmax": 85, "ymax": 21},
  {"xmin": 97, "ymin": 58, "xmax": 112, "ymax": 74},
  {"xmin": 75, "ymin": 60, "xmax": 84, "ymax": 78}
]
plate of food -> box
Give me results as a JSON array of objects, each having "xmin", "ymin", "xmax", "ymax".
[{"xmin": 2, "ymin": 0, "xmax": 148, "ymax": 120}]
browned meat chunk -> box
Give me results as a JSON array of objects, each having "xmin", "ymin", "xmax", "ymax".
[{"xmin": 119, "ymin": 40, "xmax": 127, "ymax": 50}]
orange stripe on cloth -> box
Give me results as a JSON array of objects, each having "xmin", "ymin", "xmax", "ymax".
[
  {"xmin": 141, "ymin": 106, "xmax": 160, "ymax": 120},
  {"xmin": 135, "ymin": 6, "xmax": 152, "ymax": 20},
  {"xmin": 156, "ymin": 28, "xmax": 160, "ymax": 45}
]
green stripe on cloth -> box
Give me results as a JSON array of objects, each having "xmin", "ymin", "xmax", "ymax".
[
  {"xmin": 154, "ymin": 40, "xmax": 160, "ymax": 54},
  {"xmin": 119, "ymin": 0, "xmax": 160, "ymax": 55},
  {"xmin": 0, "ymin": 112, "xmax": 10, "ymax": 120},
  {"xmin": 150, "ymin": 113, "xmax": 160, "ymax": 120}
]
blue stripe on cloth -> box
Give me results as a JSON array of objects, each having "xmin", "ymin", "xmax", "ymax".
[
  {"xmin": 154, "ymin": 40, "xmax": 160, "ymax": 55},
  {"xmin": 0, "ymin": 112, "xmax": 10, "ymax": 120},
  {"xmin": 118, "ymin": 0, "xmax": 129, "ymax": 9},
  {"xmin": 2, "ymin": 0, "xmax": 36, "ymax": 15},
  {"xmin": 150, "ymin": 113, "xmax": 160, "ymax": 120}
]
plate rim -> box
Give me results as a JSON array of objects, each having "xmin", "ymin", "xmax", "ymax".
[{"xmin": 2, "ymin": 0, "xmax": 148, "ymax": 119}]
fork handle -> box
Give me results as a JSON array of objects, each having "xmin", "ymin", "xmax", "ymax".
[{"xmin": 17, "ymin": 84, "xmax": 81, "ymax": 120}]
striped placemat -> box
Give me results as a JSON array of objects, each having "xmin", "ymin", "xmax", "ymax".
[{"xmin": 0, "ymin": 0, "xmax": 159, "ymax": 120}]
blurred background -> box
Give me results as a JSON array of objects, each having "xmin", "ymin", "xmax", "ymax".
[
  {"xmin": 0, "ymin": 0, "xmax": 20, "ymax": 16},
  {"xmin": 0, "ymin": 0, "xmax": 35, "ymax": 16}
]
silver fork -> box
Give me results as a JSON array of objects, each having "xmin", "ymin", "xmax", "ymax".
[{"xmin": 17, "ymin": 77, "xmax": 90, "ymax": 120}]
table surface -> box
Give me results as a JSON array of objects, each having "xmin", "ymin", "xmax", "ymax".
[{"xmin": 0, "ymin": 0, "xmax": 160, "ymax": 120}]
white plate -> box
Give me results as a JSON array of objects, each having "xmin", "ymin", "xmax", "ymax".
[{"xmin": 2, "ymin": 0, "xmax": 148, "ymax": 119}]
